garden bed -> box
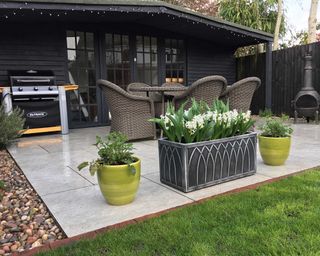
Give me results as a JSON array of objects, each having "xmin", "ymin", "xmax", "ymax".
[{"xmin": 0, "ymin": 150, "xmax": 65, "ymax": 255}]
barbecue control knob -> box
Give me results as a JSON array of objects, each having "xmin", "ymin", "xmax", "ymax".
[
  {"xmin": 34, "ymin": 87, "xmax": 38, "ymax": 91},
  {"xmin": 48, "ymin": 86, "xmax": 53, "ymax": 91},
  {"xmin": 18, "ymin": 87, "xmax": 23, "ymax": 92}
]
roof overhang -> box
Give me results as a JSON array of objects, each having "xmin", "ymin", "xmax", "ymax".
[{"xmin": 0, "ymin": 0, "xmax": 273, "ymax": 48}]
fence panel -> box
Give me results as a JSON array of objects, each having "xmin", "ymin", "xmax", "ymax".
[{"xmin": 236, "ymin": 42, "xmax": 320, "ymax": 115}]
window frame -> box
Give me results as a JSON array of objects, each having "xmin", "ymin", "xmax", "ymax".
[{"xmin": 164, "ymin": 38, "xmax": 186, "ymax": 85}]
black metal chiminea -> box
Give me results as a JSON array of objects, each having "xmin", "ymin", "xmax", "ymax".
[{"xmin": 293, "ymin": 54, "xmax": 320, "ymax": 123}]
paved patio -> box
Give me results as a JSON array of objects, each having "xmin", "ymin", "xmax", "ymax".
[{"xmin": 7, "ymin": 124, "xmax": 320, "ymax": 237}]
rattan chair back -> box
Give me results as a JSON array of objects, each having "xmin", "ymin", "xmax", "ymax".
[
  {"xmin": 221, "ymin": 77, "xmax": 261, "ymax": 112},
  {"xmin": 127, "ymin": 82, "xmax": 150, "ymax": 97},
  {"xmin": 172, "ymin": 76, "xmax": 227, "ymax": 109},
  {"xmin": 98, "ymin": 79, "xmax": 156, "ymax": 140}
]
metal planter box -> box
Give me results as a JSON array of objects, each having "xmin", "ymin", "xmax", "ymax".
[{"xmin": 158, "ymin": 132, "xmax": 257, "ymax": 192}]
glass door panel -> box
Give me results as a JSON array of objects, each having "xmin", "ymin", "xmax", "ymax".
[
  {"xmin": 67, "ymin": 31, "xmax": 98, "ymax": 126},
  {"xmin": 136, "ymin": 35, "xmax": 158, "ymax": 85},
  {"xmin": 105, "ymin": 33, "xmax": 131, "ymax": 89},
  {"xmin": 165, "ymin": 38, "xmax": 185, "ymax": 84}
]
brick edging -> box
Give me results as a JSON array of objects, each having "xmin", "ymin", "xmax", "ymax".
[{"xmin": 14, "ymin": 166, "xmax": 319, "ymax": 256}]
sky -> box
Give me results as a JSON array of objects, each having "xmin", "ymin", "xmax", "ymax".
[{"xmin": 284, "ymin": 0, "xmax": 320, "ymax": 34}]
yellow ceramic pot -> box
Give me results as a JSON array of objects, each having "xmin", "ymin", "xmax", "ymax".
[
  {"xmin": 258, "ymin": 136, "xmax": 291, "ymax": 166},
  {"xmin": 97, "ymin": 159, "xmax": 141, "ymax": 205}
]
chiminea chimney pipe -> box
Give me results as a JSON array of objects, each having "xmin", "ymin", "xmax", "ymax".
[{"xmin": 302, "ymin": 54, "xmax": 313, "ymax": 91}]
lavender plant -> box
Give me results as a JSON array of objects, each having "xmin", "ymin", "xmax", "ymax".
[{"xmin": 0, "ymin": 104, "xmax": 25, "ymax": 149}]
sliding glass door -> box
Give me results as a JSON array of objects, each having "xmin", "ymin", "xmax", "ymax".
[
  {"xmin": 105, "ymin": 33, "xmax": 131, "ymax": 89},
  {"xmin": 66, "ymin": 31, "xmax": 98, "ymax": 127}
]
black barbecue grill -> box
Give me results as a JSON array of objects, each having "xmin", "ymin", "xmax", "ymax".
[
  {"xmin": 9, "ymin": 70, "xmax": 62, "ymax": 131},
  {"xmin": 9, "ymin": 70, "xmax": 58, "ymax": 97}
]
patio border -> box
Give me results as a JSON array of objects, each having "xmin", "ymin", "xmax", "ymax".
[{"xmin": 13, "ymin": 166, "xmax": 319, "ymax": 256}]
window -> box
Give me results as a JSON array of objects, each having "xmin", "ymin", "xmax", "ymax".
[
  {"xmin": 165, "ymin": 39, "xmax": 185, "ymax": 84},
  {"xmin": 136, "ymin": 36, "xmax": 158, "ymax": 85},
  {"xmin": 66, "ymin": 31, "xmax": 97, "ymax": 124},
  {"xmin": 105, "ymin": 33, "xmax": 131, "ymax": 89}
]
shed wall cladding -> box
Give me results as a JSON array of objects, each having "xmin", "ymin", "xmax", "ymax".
[
  {"xmin": 0, "ymin": 24, "xmax": 67, "ymax": 85},
  {"xmin": 187, "ymin": 38, "xmax": 236, "ymax": 86}
]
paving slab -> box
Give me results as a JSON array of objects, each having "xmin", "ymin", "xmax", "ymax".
[
  {"xmin": 143, "ymin": 172, "xmax": 270, "ymax": 201},
  {"xmin": 42, "ymin": 177, "xmax": 192, "ymax": 237},
  {"xmin": 7, "ymin": 124, "xmax": 320, "ymax": 237}
]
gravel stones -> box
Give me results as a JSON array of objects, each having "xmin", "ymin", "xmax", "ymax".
[{"xmin": 0, "ymin": 150, "xmax": 66, "ymax": 255}]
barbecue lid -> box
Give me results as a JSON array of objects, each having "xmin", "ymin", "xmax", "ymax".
[{"xmin": 8, "ymin": 70, "xmax": 55, "ymax": 77}]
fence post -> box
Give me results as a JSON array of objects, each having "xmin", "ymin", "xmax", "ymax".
[{"xmin": 265, "ymin": 42, "xmax": 272, "ymax": 109}]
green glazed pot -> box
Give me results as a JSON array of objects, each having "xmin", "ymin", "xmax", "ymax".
[
  {"xmin": 97, "ymin": 159, "xmax": 141, "ymax": 205},
  {"xmin": 258, "ymin": 136, "xmax": 291, "ymax": 166}
]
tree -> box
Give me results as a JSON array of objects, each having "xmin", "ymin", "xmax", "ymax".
[
  {"xmin": 218, "ymin": 0, "xmax": 285, "ymax": 56},
  {"xmin": 163, "ymin": 0, "xmax": 286, "ymax": 56},
  {"xmin": 308, "ymin": 0, "xmax": 319, "ymax": 43},
  {"xmin": 163, "ymin": 0, "xmax": 284, "ymax": 37},
  {"xmin": 218, "ymin": 0, "xmax": 285, "ymax": 55},
  {"xmin": 285, "ymin": 23, "xmax": 320, "ymax": 47},
  {"xmin": 163, "ymin": 0, "xmax": 219, "ymax": 16},
  {"xmin": 273, "ymin": 0, "xmax": 283, "ymax": 50},
  {"xmin": 218, "ymin": 0, "xmax": 283, "ymax": 34}
]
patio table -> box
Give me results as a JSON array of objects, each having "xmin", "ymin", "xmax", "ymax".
[
  {"xmin": 129, "ymin": 85, "xmax": 188, "ymax": 116},
  {"xmin": 130, "ymin": 85, "xmax": 187, "ymax": 138}
]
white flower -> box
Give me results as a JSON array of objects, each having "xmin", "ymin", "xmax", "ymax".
[
  {"xmin": 222, "ymin": 112, "xmax": 231, "ymax": 127},
  {"xmin": 185, "ymin": 114, "xmax": 206, "ymax": 134},
  {"xmin": 217, "ymin": 113, "xmax": 223, "ymax": 122},
  {"xmin": 185, "ymin": 120, "xmax": 197, "ymax": 134},
  {"xmin": 193, "ymin": 114, "xmax": 205, "ymax": 128},
  {"xmin": 160, "ymin": 114, "xmax": 173, "ymax": 129},
  {"xmin": 204, "ymin": 111, "xmax": 213, "ymax": 120},
  {"xmin": 230, "ymin": 109, "xmax": 239, "ymax": 119},
  {"xmin": 241, "ymin": 110, "xmax": 251, "ymax": 122}
]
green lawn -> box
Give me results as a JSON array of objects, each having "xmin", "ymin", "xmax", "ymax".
[{"xmin": 39, "ymin": 169, "xmax": 320, "ymax": 256}]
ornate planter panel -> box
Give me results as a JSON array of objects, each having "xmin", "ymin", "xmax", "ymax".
[{"xmin": 158, "ymin": 132, "xmax": 257, "ymax": 192}]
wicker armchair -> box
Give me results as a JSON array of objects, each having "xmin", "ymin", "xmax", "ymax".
[
  {"xmin": 172, "ymin": 76, "xmax": 227, "ymax": 109},
  {"xmin": 162, "ymin": 82, "xmax": 186, "ymax": 97},
  {"xmin": 127, "ymin": 82, "xmax": 162, "ymax": 117},
  {"xmin": 127, "ymin": 82, "xmax": 149, "ymax": 97},
  {"xmin": 98, "ymin": 80, "xmax": 156, "ymax": 140},
  {"xmin": 220, "ymin": 77, "xmax": 261, "ymax": 112}
]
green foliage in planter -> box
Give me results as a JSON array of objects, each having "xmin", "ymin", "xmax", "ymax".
[
  {"xmin": 78, "ymin": 132, "xmax": 137, "ymax": 176},
  {"xmin": 260, "ymin": 117, "xmax": 293, "ymax": 137},
  {"xmin": 150, "ymin": 99, "xmax": 254, "ymax": 143},
  {"xmin": 259, "ymin": 108, "xmax": 273, "ymax": 118},
  {"xmin": 0, "ymin": 104, "xmax": 25, "ymax": 149}
]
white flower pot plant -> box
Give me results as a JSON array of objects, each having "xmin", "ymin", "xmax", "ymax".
[{"xmin": 151, "ymin": 99, "xmax": 257, "ymax": 192}]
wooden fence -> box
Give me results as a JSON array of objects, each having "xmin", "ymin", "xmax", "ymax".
[{"xmin": 236, "ymin": 42, "xmax": 320, "ymax": 115}]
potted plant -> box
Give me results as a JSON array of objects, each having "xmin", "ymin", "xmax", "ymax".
[
  {"xmin": 78, "ymin": 132, "xmax": 140, "ymax": 205},
  {"xmin": 150, "ymin": 100, "xmax": 257, "ymax": 193},
  {"xmin": 258, "ymin": 117, "xmax": 293, "ymax": 166}
]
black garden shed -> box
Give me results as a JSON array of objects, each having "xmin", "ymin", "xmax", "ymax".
[{"xmin": 0, "ymin": 0, "xmax": 273, "ymax": 128}]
